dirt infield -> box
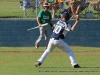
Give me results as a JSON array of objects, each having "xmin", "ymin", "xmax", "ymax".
[{"xmin": 0, "ymin": 51, "xmax": 100, "ymax": 54}]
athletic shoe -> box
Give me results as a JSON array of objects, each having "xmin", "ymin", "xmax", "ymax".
[
  {"xmin": 73, "ymin": 64, "xmax": 80, "ymax": 68},
  {"xmin": 35, "ymin": 43, "xmax": 39, "ymax": 49},
  {"xmin": 34, "ymin": 61, "xmax": 41, "ymax": 67}
]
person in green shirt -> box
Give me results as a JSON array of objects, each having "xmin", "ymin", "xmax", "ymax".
[{"xmin": 35, "ymin": 2, "xmax": 53, "ymax": 49}]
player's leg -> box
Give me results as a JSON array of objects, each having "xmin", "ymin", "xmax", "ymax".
[
  {"xmin": 34, "ymin": 38, "xmax": 55, "ymax": 67},
  {"xmin": 70, "ymin": 5, "xmax": 77, "ymax": 15},
  {"xmin": 57, "ymin": 39, "xmax": 80, "ymax": 68},
  {"xmin": 76, "ymin": 5, "xmax": 81, "ymax": 15},
  {"xmin": 52, "ymin": 4, "xmax": 57, "ymax": 18},
  {"xmin": 38, "ymin": 38, "xmax": 55, "ymax": 63},
  {"xmin": 70, "ymin": 5, "xmax": 79, "ymax": 19},
  {"xmin": 58, "ymin": 2, "xmax": 64, "ymax": 12},
  {"xmin": 35, "ymin": 27, "xmax": 44, "ymax": 48},
  {"xmin": 44, "ymin": 29, "xmax": 50, "ymax": 48}
]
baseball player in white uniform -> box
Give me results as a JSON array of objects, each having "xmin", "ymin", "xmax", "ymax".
[{"xmin": 34, "ymin": 11, "xmax": 80, "ymax": 68}]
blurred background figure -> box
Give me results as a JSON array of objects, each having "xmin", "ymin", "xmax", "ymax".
[
  {"xmin": 20, "ymin": 0, "xmax": 31, "ymax": 10},
  {"xmin": 38, "ymin": 0, "xmax": 67, "ymax": 18},
  {"xmin": 51, "ymin": 0, "xmax": 65, "ymax": 18},
  {"xmin": 92, "ymin": 0, "xmax": 100, "ymax": 11},
  {"xmin": 69, "ymin": 0, "xmax": 82, "ymax": 18}
]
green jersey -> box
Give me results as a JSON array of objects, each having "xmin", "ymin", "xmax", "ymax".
[
  {"xmin": 37, "ymin": 10, "xmax": 52, "ymax": 24},
  {"xmin": 48, "ymin": 0, "xmax": 54, "ymax": 3}
]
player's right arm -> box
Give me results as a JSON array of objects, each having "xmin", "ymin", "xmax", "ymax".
[
  {"xmin": 37, "ymin": 11, "xmax": 43, "ymax": 27},
  {"xmin": 37, "ymin": 18, "xmax": 42, "ymax": 27}
]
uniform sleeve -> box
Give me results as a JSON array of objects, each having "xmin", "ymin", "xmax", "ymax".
[
  {"xmin": 37, "ymin": 10, "xmax": 43, "ymax": 18},
  {"xmin": 56, "ymin": 20, "xmax": 60, "ymax": 25},
  {"xmin": 65, "ymin": 24, "xmax": 72, "ymax": 31}
]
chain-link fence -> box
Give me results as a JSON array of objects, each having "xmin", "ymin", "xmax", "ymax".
[{"xmin": 0, "ymin": 0, "xmax": 100, "ymax": 19}]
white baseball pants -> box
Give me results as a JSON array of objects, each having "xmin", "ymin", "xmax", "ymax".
[
  {"xmin": 35, "ymin": 25, "xmax": 50, "ymax": 47},
  {"xmin": 38, "ymin": 38, "xmax": 78, "ymax": 66}
]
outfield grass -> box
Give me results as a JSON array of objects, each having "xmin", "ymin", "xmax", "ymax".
[
  {"xmin": 0, "ymin": 46, "xmax": 100, "ymax": 52},
  {"xmin": 0, "ymin": 3, "xmax": 23, "ymax": 18},
  {"xmin": 0, "ymin": 47, "xmax": 100, "ymax": 75},
  {"xmin": 0, "ymin": 0, "xmax": 17, "ymax": 2}
]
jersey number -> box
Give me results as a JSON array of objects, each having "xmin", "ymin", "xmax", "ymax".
[{"xmin": 53, "ymin": 26, "xmax": 62, "ymax": 34}]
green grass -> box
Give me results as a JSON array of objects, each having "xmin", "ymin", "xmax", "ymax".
[
  {"xmin": 0, "ymin": 0, "xmax": 18, "ymax": 2},
  {"xmin": 0, "ymin": 47, "xmax": 100, "ymax": 75},
  {"xmin": 0, "ymin": 46, "xmax": 100, "ymax": 52},
  {"xmin": 0, "ymin": 3, "xmax": 23, "ymax": 18}
]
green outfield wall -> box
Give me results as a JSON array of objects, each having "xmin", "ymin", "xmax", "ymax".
[{"xmin": 0, "ymin": 19, "xmax": 100, "ymax": 47}]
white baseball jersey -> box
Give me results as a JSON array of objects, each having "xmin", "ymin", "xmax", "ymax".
[{"xmin": 51, "ymin": 20, "xmax": 72, "ymax": 40}]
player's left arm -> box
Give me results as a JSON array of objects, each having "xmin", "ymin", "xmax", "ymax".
[{"xmin": 71, "ymin": 15, "xmax": 79, "ymax": 31}]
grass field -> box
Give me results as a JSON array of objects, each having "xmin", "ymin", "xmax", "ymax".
[
  {"xmin": 0, "ymin": 47, "xmax": 100, "ymax": 75},
  {"xmin": 0, "ymin": 0, "xmax": 100, "ymax": 75}
]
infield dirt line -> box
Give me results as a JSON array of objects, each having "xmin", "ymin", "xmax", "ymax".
[{"xmin": 0, "ymin": 51, "xmax": 100, "ymax": 54}]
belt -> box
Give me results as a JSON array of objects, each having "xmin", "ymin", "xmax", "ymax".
[
  {"xmin": 51, "ymin": 37, "xmax": 59, "ymax": 40},
  {"xmin": 54, "ymin": 38, "xmax": 59, "ymax": 40}
]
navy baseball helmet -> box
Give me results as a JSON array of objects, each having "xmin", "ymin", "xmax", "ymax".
[{"xmin": 62, "ymin": 12, "xmax": 70, "ymax": 20}]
